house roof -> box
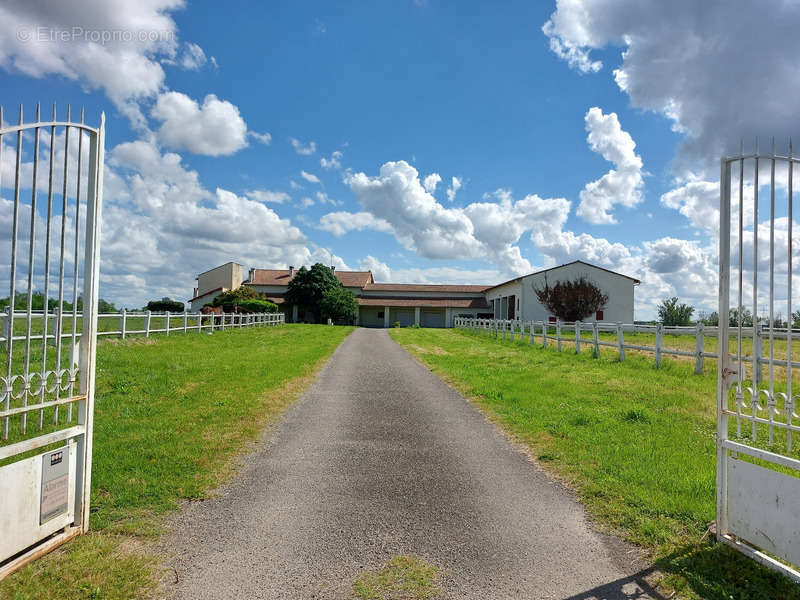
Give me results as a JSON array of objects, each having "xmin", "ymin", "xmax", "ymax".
[
  {"xmin": 486, "ymin": 260, "xmax": 640, "ymax": 291},
  {"xmin": 363, "ymin": 283, "xmax": 491, "ymax": 293},
  {"xmin": 244, "ymin": 269, "xmax": 374, "ymax": 288},
  {"xmin": 357, "ymin": 296, "xmax": 489, "ymax": 308},
  {"xmin": 188, "ymin": 286, "xmax": 224, "ymax": 303}
]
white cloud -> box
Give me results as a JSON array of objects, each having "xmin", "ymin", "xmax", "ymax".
[
  {"xmin": 166, "ymin": 42, "xmax": 207, "ymax": 70},
  {"xmin": 151, "ymin": 92, "xmax": 248, "ymax": 156},
  {"xmin": 660, "ymin": 179, "xmax": 719, "ymax": 235},
  {"xmin": 291, "ymin": 138, "xmax": 317, "ymax": 155},
  {"xmin": 319, "ymin": 211, "xmax": 393, "ymax": 237},
  {"xmin": 298, "ymin": 197, "xmax": 315, "ymax": 209},
  {"xmin": 577, "ymin": 107, "xmax": 643, "ymax": 224},
  {"xmin": 0, "ymin": 1, "xmax": 184, "ymax": 126},
  {"xmin": 340, "ymin": 161, "xmax": 578, "ymax": 274},
  {"xmin": 358, "ymin": 256, "xmax": 392, "ymax": 281},
  {"xmin": 94, "ymin": 139, "xmax": 321, "ymax": 307},
  {"xmin": 320, "ymin": 150, "xmax": 342, "ymax": 170},
  {"xmin": 315, "ymin": 191, "xmax": 340, "ymax": 206},
  {"xmin": 246, "ymin": 189, "xmax": 290, "ymax": 204},
  {"xmin": 542, "ymin": 0, "xmax": 800, "ymax": 172},
  {"xmin": 290, "ymin": 180, "xmax": 303, "ymax": 190},
  {"xmin": 446, "ymin": 176, "xmax": 462, "ymax": 202},
  {"xmin": 248, "ymin": 131, "xmax": 272, "ymax": 145},
  {"xmin": 423, "ymin": 173, "xmax": 441, "ymax": 194},
  {"xmin": 300, "ymin": 170, "xmax": 320, "ymax": 184}
]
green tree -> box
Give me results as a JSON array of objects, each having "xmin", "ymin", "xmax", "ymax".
[
  {"xmin": 210, "ymin": 286, "xmax": 261, "ymax": 307},
  {"xmin": 728, "ymin": 307, "xmax": 753, "ymax": 328},
  {"xmin": 657, "ymin": 297, "xmax": 694, "ymax": 326},
  {"xmin": 320, "ymin": 286, "xmax": 358, "ymax": 324},
  {"xmin": 284, "ymin": 264, "xmax": 341, "ymax": 323},
  {"xmin": 534, "ymin": 276, "xmax": 608, "ymax": 322},
  {"xmin": 146, "ymin": 297, "xmax": 185, "ymax": 312}
]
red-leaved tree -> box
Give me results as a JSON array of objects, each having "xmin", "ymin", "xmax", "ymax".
[{"xmin": 534, "ymin": 276, "xmax": 608, "ymax": 322}]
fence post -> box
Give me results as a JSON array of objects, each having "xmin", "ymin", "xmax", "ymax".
[
  {"xmin": 198, "ymin": 313, "xmax": 203, "ymax": 333},
  {"xmin": 183, "ymin": 311, "xmax": 188, "ymax": 334},
  {"xmin": 145, "ymin": 310, "xmax": 151, "ymax": 337},
  {"xmin": 575, "ymin": 321, "xmax": 581, "ymax": 354},
  {"xmin": 695, "ymin": 322, "xmax": 704, "ymax": 374},
  {"xmin": 120, "ymin": 308, "xmax": 127, "ymax": 340},
  {"xmin": 617, "ymin": 322, "xmax": 625, "ymax": 361},
  {"xmin": 655, "ymin": 322, "xmax": 663, "ymax": 368},
  {"xmin": 165, "ymin": 311, "xmax": 170, "ymax": 336},
  {"xmin": 542, "ymin": 321, "xmax": 547, "ymax": 348},
  {"xmin": 592, "ymin": 321, "xmax": 599, "ymax": 358},
  {"xmin": 753, "ymin": 321, "xmax": 762, "ymax": 386},
  {"xmin": 529, "ymin": 321, "xmax": 535, "ymax": 345},
  {"xmin": 557, "ymin": 319, "xmax": 562, "ymax": 351}
]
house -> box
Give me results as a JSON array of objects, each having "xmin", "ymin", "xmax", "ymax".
[
  {"xmin": 485, "ymin": 260, "xmax": 639, "ymax": 323},
  {"xmin": 188, "ymin": 264, "xmax": 493, "ymax": 326},
  {"xmin": 188, "ymin": 259, "xmax": 638, "ymax": 327}
]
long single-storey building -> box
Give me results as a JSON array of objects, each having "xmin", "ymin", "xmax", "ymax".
[{"xmin": 188, "ymin": 259, "xmax": 638, "ymax": 327}]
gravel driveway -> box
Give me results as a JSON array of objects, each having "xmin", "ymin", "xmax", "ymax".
[{"xmin": 163, "ymin": 328, "xmax": 660, "ymax": 599}]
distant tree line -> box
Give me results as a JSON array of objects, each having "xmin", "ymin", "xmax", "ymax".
[{"xmin": 0, "ymin": 292, "xmax": 117, "ymax": 313}]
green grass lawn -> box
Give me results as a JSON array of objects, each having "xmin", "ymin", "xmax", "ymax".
[
  {"xmin": 390, "ymin": 327, "xmax": 800, "ymax": 600},
  {"xmin": 0, "ymin": 324, "xmax": 352, "ymax": 600}
]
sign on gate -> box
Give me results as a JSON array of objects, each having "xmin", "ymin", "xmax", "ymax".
[
  {"xmin": 0, "ymin": 104, "xmax": 104, "ymax": 579},
  {"xmin": 717, "ymin": 141, "xmax": 800, "ymax": 581}
]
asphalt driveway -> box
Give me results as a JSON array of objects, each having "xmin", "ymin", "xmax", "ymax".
[{"xmin": 164, "ymin": 328, "xmax": 659, "ymax": 599}]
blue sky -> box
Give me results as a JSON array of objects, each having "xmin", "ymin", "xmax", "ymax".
[{"xmin": 2, "ymin": 0, "xmax": 800, "ymax": 319}]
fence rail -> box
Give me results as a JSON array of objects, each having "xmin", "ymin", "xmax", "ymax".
[
  {"xmin": 1, "ymin": 309, "xmax": 284, "ymax": 346},
  {"xmin": 454, "ymin": 317, "xmax": 800, "ymax": 382}
]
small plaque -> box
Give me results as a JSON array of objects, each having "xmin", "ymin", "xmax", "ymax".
[{"xmin": 40, "ymin": 447, "xmax": 70, "ymax": 524}]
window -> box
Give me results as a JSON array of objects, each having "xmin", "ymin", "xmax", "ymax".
[
  {"xmin": 596, "ymin": 310, "xmax": 604, "ymax": 321},
  {"xmin": 378, "ymin": 311, "xmax": 385, "ymax": 319}
]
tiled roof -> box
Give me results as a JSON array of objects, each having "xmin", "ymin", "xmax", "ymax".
[
  {"xmin": 188, "ymin": 287, "xmax": 224, "ymax": 303},
  {"xmin": 357, "ymin": 296, "xmax": 489, "ymax": 308},
  {"xmin": 245, "ymin": 269, "xmax": 374, "ymax": 288},
  {"xmin": 363, "ymin": 283, "xmax": 490, "ymax": 293}
]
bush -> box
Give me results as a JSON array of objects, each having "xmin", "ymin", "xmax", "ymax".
[
  {"xmin": 146, "ymin": 297, "xmax": 185, "ymax": 313},
  {"xmin": 320, "ymin": 286, "xmax": 358, "ymax": 324},
  {"xmin": 234, "ymin": 299, "xmax": 278, "ymax": 313},
  {"xmin": 211, "ymin": 287, "xmax": 260, "ymax": 307}
]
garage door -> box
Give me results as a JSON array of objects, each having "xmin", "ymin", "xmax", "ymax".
[
  {"xmin": 421, "ymin": 309, "xmax": 444, "ymax": 328},
  {"xmin": 394, "ymin": 309, "xmax": 415, "ymax": 327}
]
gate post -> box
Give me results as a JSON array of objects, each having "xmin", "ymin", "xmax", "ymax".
[
  {"xmin": 617, "ymin": 323, "xmax": 625, "ymax": 361},
  {"xmin": 75, "ymin": 112, "xmax": 105, "ymax": 532},
  {"xmin": 695, "ymin": 322, "xmax": 704, "ymax": 374}
]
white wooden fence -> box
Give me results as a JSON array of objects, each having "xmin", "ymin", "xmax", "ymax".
[
  {"xmin": 1, "ymin": 309, "xmax": 284, "ymax": 346},
  {"xmin": 454, "ymin": 317, "xmax": 800, "ymax": 381}
]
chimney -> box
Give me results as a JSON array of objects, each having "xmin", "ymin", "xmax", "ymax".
[
  {"xmin": 289, "ymin": 266, "xmax": 294, "ymax": 277},
  {"xmin": 248, "ymin": 267, "xmax": 255, "ymax": 282}
]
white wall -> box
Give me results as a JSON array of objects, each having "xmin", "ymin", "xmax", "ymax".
[
  {"xmin": 197, "ymin": 263, "xmax": 243, "ymax": 297},
  {"xmin": 519, "ymin": 263, "xmax": 635, "ymax": 323}
]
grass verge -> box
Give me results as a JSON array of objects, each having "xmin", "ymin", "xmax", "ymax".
[
  {"xmin": 390, "ymin": 327, "xmax": 800, "ymax": 600},
  {"xmin": 353, "ymin": 556, "xmax": 440, "ymax": 600},
  {"xmin": 0, "ymin": 324, "xmax": 352, "ymax": 600}
]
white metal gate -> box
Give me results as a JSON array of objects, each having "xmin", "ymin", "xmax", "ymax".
[
  {"xmin": 717, "ymin": 141, "xmax": 800, "ymax": 581},
  {"xmin": 0, "ymin": 104, "xmax": 104, "ymax": 578}
]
